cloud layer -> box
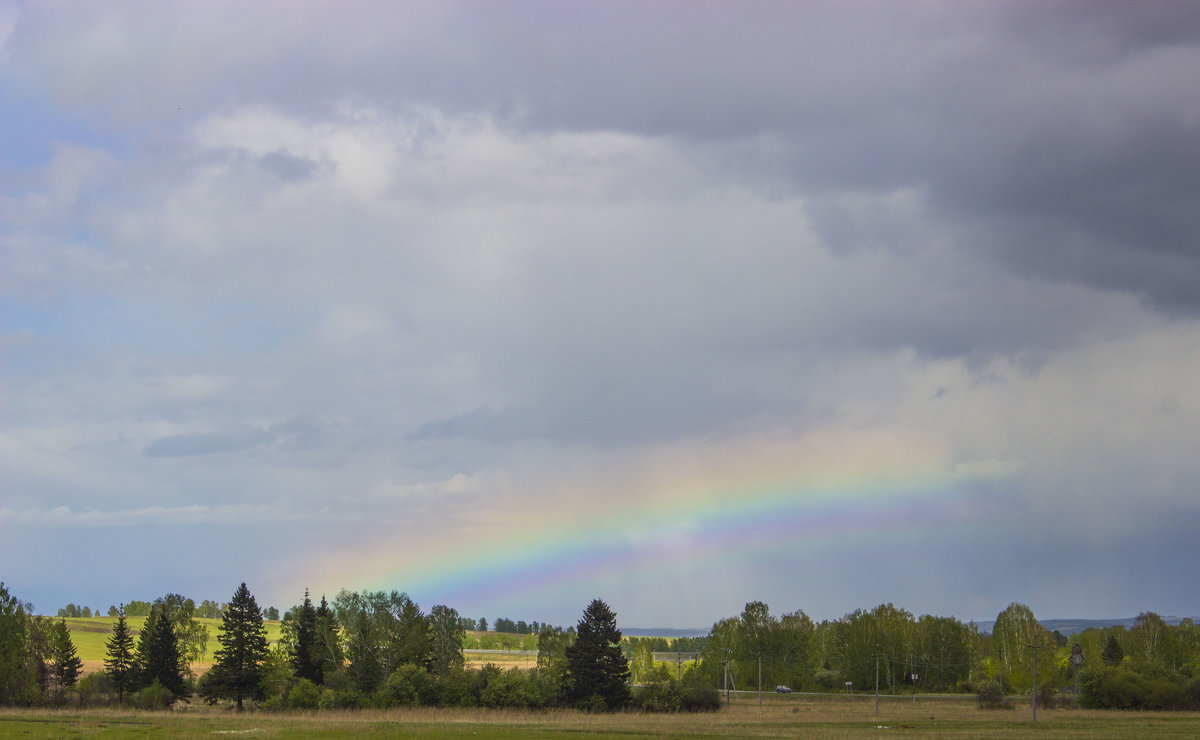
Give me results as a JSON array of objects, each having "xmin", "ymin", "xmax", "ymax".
[{"xmin": 2, "ymin": 1, "xmax": 1198, "ymax": 625}]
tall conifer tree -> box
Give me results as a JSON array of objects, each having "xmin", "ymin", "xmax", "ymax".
[
  {"xmin": 50, "ymin": 619, "xmax": 83, "ymax": 689},
  {"xmin": 205, "ymin": 583, "xmax": 270, "ymax": 709},
  {"xmin": 104, "ymin": 606, "xmax": 136, "ymax": 703},
  {"xmin": 313, "ymin": 595, "xmax": 340, "ymax": 683},
  {"xmin": 564, "ymin": 599, "xmax": 631, "ymax": 709},
  {"xmin": 136, "ymin": 602, "xmax": 187, "ymax": 697},
  {"xmin": 291, "ymin": 589, "xmax": 320, "ymax": 683}
]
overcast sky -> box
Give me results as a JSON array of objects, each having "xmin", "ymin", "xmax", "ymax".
[{"xmin": 2, "ymin": 1, "xmax": 1198, "ymax": 627}]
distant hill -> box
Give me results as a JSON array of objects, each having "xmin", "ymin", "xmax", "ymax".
[{"xmin": 973, "ymin": 616, "xmax": 1198, "ymax": 637}]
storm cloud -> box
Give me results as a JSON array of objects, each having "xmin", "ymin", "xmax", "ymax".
[{"xmin": 1, "ymin": 1, "xmax": 1197, "ymax": 625}]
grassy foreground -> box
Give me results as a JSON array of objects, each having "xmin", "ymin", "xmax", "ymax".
[{"xmin": 3, "ymin": 696, "xmax": 1199, "ymax": 738}]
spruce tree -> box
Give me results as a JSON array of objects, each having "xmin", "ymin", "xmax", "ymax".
[
  {"xmin": 313, "ymin": 595, "xmax": 340, "ymax": 683},
  {"xmin": 291, "ymin": 589, "xmax": 320, "ymax": 683},
  {"xmin": 1102, "ymin": 634, "xmax": 1125, "ymax": 666},
  {"xmin": 104, "ymin": 605, "xmax": 137, "ymax": 703},
  {"xmin": 136, "ymin": 602, "xmax": 187, "ymax": 697},
  {"xmin": 50, "ymin": 619, "xmax": 83, "ymax": 689},
  {"xmin": 205, "ymin": 582, "xmax": 270, "ymax": 709},
  {"xmin": 564, "ymin": 598, "xmax": 631, "ymax": 709}
]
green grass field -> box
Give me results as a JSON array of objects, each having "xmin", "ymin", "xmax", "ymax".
[
  {"xmin": 58, "ymin": 616, "xmax": 284, "ymax": 672},
  {"xmin": 2, "ymin": 697, "xmax": 1199, "ymax": 738}
]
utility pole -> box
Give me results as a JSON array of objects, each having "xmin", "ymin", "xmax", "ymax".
[
  {"xmin": 1026, "ymin": 643, "xmax": 1044, "ymax": 723},
  {"xmin": 758, "ymin": 653, "xmax": 763, "ymax": 706},
  {"xmin": 722, "ymin": 648, "xmax": 731, "ymax": 704}
]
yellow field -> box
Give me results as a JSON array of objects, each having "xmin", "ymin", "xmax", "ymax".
[{"xmin": 59, "ymin": 616, "xmax": 284, "ymax": 666}]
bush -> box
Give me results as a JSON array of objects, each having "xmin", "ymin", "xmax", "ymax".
[
  {"xmin": 578, "ymin": 693, "xmax": 608, "ymax": 712},
  {"xmin": 679, "ymin": 683, "xmax": 721, "ymax": 712},
  {"xmin": 478, "ymin": 667, "xmax": 544, "ymax": 709},
  {"xmin": 632, "ymin": 678, "xmax": 718, "ymax": 712},
  {"xmin": 133, "ymin": 680, "xmax": 175, "ymax": 710},
  {"xmin": 633, "ymin": 680, "xmax": 681, "ymax": 712},
  {"xmin": 976, "ymin": 680, "xmax": 1011, "ymax": 709},
  {"xmin": 1079, "ymin": 666, "xmax": 1195, "ymax": 710},
  {"xmin": 373, "ymin": 665, "xmax": 433, "ymax": 708},
  {"xmin": 287, "ymin": 678, "xmax": 321, "ymax": 710},
  {"xmin": 1035, "ymin": 683, "xmax": 1058, "ymax": 709},
  {"xmin": 77, "ymin": 672, "xmax": 114, "ymax": 707},
  {"xmin": 432, "ymin": 668, "xmax": 476, "ymax": 707}
]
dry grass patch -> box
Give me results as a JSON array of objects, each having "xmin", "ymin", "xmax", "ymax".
[{"xmin": 3, "ymin": 697, "xmax": 1200, "ymax": 738}]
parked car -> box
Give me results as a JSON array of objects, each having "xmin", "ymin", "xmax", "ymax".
[{"xmin": 775, "ymin": 685, "xmax": 792, "ymax": 693}]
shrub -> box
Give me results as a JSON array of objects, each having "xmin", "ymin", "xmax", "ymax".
[
  {"xmin": 1079, "ymin": 666, "xmax": 1194, "ymax": 710},
  {"xmin": 679, "ymin": 683, "xmax": 721, "ymax": 712},
  {"xmin": 287, "ymin": 678, "xmax": 321, "ymax": 710},
  {"xmin": 976, "ymin": 680, "xmax": 1011, "ymax": 709},
  {"xmin": 432, "ymin": 668, "xmax": 476, "ymax": 707},
  {"xmin": 77, "ymin": 672, "xmax": 114, "ymax": 707},
  {"xmin": 133, "ymin": 680, "xmax": 175, "ymax": 710},
  {"xmin": 633, "ymin": 680, "xmax": 681, "ymax": 712},
  {"xmin": 579, "ymin": 693, "xmax": 608, "ymax": 712},
  {"xmin": 479, "ymin": 667, "xmax": 543, "ymax": 709}
]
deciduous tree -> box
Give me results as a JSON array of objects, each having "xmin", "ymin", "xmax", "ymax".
[{"xmin": 428, "ymin": 604, "xmax": 466, "ymax": 676}]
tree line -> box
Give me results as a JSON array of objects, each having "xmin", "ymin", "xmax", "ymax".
[
  {"xmin": 684, "ymin": 600, "xmax": 1200, "ymax": 709},
  {"xmin": 6, "ymin": 579, "xmax": 1196, "ymax": 712},
  {"xmin": 0, "ymin": 581, "xmax": 715, "ymax": 712}
]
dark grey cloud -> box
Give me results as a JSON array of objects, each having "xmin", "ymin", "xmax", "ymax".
[
  {"xmin": 258, "ymin": 150, "xmax": 318, "ymax": 183},
  {"xmin": 11, "ymin": 1, "xmax": 1197, "ymax": 316}
]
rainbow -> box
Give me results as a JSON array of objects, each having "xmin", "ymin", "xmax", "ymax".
[{"xmin": 286, "ymin": 429, "xmax": 996, "ymax": 613}]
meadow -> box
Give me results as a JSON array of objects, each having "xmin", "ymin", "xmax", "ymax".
[
  {"xmin": 62, "ymin": 617, "xmax": 541, "ymax": 674},
  {"xmin": 59, "ymin": 616, "xmax": 284, "ymax": 676},
  {"xmin": 3, "ymin": 695, "xmax": 1199, "ymax": 738}
]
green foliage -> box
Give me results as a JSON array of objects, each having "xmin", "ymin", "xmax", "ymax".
[
  {"xmin": 478, "ymin": 666, "xmax": 547, "ymax": 708},
  {"xmin": 1079, "ymin": 665, "xmax": 1198, "ymax": 710},
  {"xmin": 135, "ymin": 602, "xmax": 187, "ymax": 699},
  {"xmin": 133, "ymin": 680, "xmax": 174, "ymax": 710},
  {"xmin": 157, "ymin": 593, "xmax": 210, "ymax": 664},
  {"xmin": 203, "ymin": 582, "xmax": 271, "ymax": 709},
  {"xmin": 50, "ymin": 619, "xmax": 83, "ymax": 689},
  {"xmin": 372, "ymin": 664, "xmax": 433, "ymax": 707},
  {"xmin": 428, "ymin": 604, "xmax": 466, "ymax": 676},
  {"xmin": 989, "ymin": 602, "xmax": 1057, "ymax": 691},
  {"xmin": 0, "ymin": 583, "xmax": 41, "ymax": 706},
  {"xmin": 433, "ymin": 667, "xmax": 477, "ymax": 707},
  {"xmin": 289, "ymin": 590, "xmax": 321, "ymax": 684},
  {"xmin": 632, "ymin": 677, "xmax": 720, "ymax": 712},
  {"xmin": 286, "ymin": 677, "xmax": 321, "ymax": 709},
  {"xmin": 123, "ymin": 600, "xmax": 153, "ymax": 617},
  {"xmin": 77, "ymin": 671, "xmax": 114, "ymax": 707},
  {"xmin": 313, "ymin": 595, "xmax": 342, "ymax": 681},
  {"xmin": 1102, "ymin": 634, "xmax": 1125, "ymax": 666},
  {"xmin": 334, "ymin": 589, "xmax": 430, "ymax": 693},
  {"xmin": 564, "ymin": 599, "xmax": 631, "ymax": 710},
  {"xmin": 104, "ymin": 606, "xmax": 137, "ymax": 703},
  {"xmin": 976, "ymin": 680, "xmax": 1011, "ymax": 709}
]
